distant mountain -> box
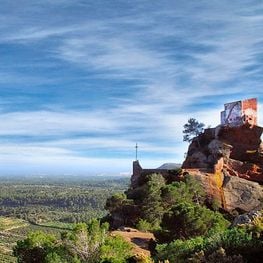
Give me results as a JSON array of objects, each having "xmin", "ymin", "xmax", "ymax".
[{"xmin": 157, "ymin": 163, "xmax": 181, "ymax": 170}]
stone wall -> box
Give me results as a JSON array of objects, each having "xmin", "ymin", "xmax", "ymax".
[{"xmin": 131, "ymin": 161, "xmax": 176, "ymax": 188}]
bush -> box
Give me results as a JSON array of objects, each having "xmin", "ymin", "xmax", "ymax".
[
  {"xmin": 161, "ymin": 176, "xmax": 206, "ymax": 210},
  {"xmin": 189, "ymin": 247, "xmax": 244, "ymax": 263},
  {"xmin": 156, "ymin": 227, "xmax": 263, "ymax": 262},
  {"xmin": 100, "ymin": 235, "xmax": 133, "ymax": 263},
  {"xmin": 156, "ymin": 236, "xmax": 205, "ymax": 262},
  {"xmin": 157, "ymin": 202, "xmax": 229, "ymax": 242},
  {"xmin": 136, "ymin": 219, "xmax": 160, "ymax": 232},
  {"xmin": 13, "ymin": 231, "xmax": 57, "ymax": 263}
]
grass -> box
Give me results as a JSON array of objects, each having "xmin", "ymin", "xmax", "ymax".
[
  {"xmin": 37, "ymin": 220, "xmax": 75, "ymax": 230},
  {"xmin": 0, "ymin": 217, "xmax": 28, "ymax": 231}
]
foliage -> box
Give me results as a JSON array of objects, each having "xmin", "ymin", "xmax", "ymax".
[
  {"xmin": 136, "ymin": 219, "xmax": 154, "ymax": 232},
  {"xmin": 0, "ymin": 216, "xmax": 28, "ymax": 231},
  {"xmin": 131, "ymin": 254, "xmax": 154, "ymax": 263},
  {"xmin": 0, "ymin": 253, "xmax": 17, "ymax": 263},
  {"xmin": 158, "ymin": 202, "xmax": 229, "ymax": 242},
  {"xmin": 161, "ymin": 176, "xmax": 206, "ymax": 210},
  {"xmin": 63, "ymin": 220, "xmax": 109, "ymax": 262},
  {"xmin": 100, "ymin": 235, "xmax": 133, "ymax": 263},
  {"xmin": 13, "ymin": 219, "xmax": 132, "ymax": 263},
  {"xmin": 245, "ymin": 210, "xmax": 263, "ymax": 238},
  {"xmin": 105, "ymin": 193, "xmax": 127, "ymax": 213},
  {"xmin": 0, "ymin": 177, "xmax": 130, "ymax": 262},
  {"xmin": 189, "ymin": 247, "xmax": 244, "ymax": 263},
  {"xmin": 13, "ymin": 231, "xmax": 57, "ymax": 263},
  {"xmin": 156, "ymin": 227, "xmax": 263, "ymax": 262},
  {"xmin": 107, "ymin": 173, "xmax": 207, "ymax": 232},
  {"xmin": 156, "ymin": 236, "xmax": 205, "ymax": 262},
  {"xmin": 140, "ymin": 174, "xmax": 166, "ymax": 230},
  {"xmin": 105, "ymin": 192, "xmax": 137, "ymax": 227},
  {"xmin": 183, "ymin": 118, "xmax": 205, "ymax": 143}
]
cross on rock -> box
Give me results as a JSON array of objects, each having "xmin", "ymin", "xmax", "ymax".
[{"xmin": 135, "ymin": 143, "xmax": 138, "ymax": 161}]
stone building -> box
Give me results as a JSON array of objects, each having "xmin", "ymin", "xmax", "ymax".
[{"xmin": 221, "ymin": 98, "xmax": 257, "ymax": 127}]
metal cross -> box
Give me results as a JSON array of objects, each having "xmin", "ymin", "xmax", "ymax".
[{"xmin": 135, "ymin": 143, "xmax": 138, "ymax": 160}]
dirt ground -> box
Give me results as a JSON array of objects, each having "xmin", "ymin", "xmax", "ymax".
[{"xmin": 111, "ymin": 227, "xmax": 155, "ymax": 257}]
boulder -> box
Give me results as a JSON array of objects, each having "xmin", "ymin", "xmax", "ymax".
[
  {"xmin": 222, "ymin": 176, "xmax": 263, "ymax": 212},
  {"xmin": 182, "ymin": 151, "xmax": 209, "ymax": 169}
]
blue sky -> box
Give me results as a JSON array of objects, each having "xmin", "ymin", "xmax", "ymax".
[{"xmin": 0, "ymin": 0, "xmax": 263, "ymax": 176}]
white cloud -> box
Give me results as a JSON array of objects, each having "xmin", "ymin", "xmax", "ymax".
[
  {"xmin": 0, "ymin": 1, "xmax": 262, "ymax": 175},
  {"xmin": 0, "ymin": 110, "xmax": 119, "ymax": 136},
  {"xmin": 0, "ymin": 142, "xmax": 182, "ymax": 176}
]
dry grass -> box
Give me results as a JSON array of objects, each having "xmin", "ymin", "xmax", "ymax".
[{"xmin": 0, "ymin": 217, "xmax": 28, "ymax": 231}]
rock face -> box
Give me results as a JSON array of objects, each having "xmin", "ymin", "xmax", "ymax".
[
  {"xmin": 182, "ymin": 124, "xmax": 263, "ymax": 183},
  {"xmin": 182, "ymin": 124, "xmax": 263, "ymax": 212},
  {"xmin": 222, "ymin": 176, "xmax": 262, "ymax": 212}
]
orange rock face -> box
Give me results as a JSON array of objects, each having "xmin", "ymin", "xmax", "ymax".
[
  {"xmin": 182, "ymin": 124, "xmax": 263, "ymax": 183},
  {"xmin": 182, "ymin": 124, "xmax": 263, "ymax": 211}
]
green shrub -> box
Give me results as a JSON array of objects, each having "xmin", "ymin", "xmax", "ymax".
[
  {"xmin": 136, "ymin": 219, "xmax": 160, "ymax": 232},
  {"xmin": 100, "ymin": 235, "xmax": 133, "ymax": 263},
  {"xmin": 156, "ymin": 236, "xmax": 205, "ymax": 262},
  {"xmin": 161, "ymin": 179, "xmax": 205, "ymax": 210},
  {"xmin": 156, "ymin": 227, "xmax": 263, "ymax": 262},
  {"xmin": 157, "ymin": 202, "xmax": 229, "ymax": 242}
]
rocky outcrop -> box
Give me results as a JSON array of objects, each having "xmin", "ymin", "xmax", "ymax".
[
  {"xmin": 183, "ymin": 124, "xmax": 263, "ymax": 183},
  {"xmin": 183, "ymin": 124, "xmax": 263, "ymax": 212}
]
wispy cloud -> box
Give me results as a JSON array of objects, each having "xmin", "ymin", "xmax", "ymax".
[{"xmin": 0, "ymin": 0, "xmax": 262, "ymax": 175}]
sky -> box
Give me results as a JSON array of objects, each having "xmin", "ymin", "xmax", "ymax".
[{"xmin": 0, "ymin": 0, "xmax": 263, "ymax": 176}]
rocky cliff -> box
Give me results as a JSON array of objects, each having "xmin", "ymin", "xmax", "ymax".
[{"xmin": 182, "ymin": 124, "xmax": 263, "ymax": 212}]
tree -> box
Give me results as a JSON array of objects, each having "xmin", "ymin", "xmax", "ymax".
[
  {"xmin": 161, "ymin": 175, "xmax": 205, "ymax": 210},
  {"xmin": 183, "ymin": 118, "xmax": 205, "ymax": 143},
  {"xmin": 140, "ymin": 173, "xmax": 166, "ymax": 229},
  {"xmin": 158, "ymin": 202, "xmax": 229, "ymax": 242}
]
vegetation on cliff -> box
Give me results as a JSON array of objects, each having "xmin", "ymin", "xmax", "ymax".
[{"xmin": 106, "ymin": 172, "xmax": 262, "ymax": 262}]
